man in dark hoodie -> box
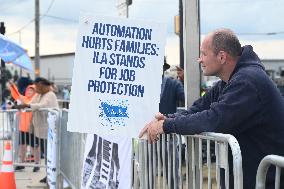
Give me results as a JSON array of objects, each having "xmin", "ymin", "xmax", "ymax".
[{"xmin": 139, "ymin": 28, "xmax": 284, "ymax": 189}]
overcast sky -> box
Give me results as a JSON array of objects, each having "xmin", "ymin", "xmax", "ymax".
[{"xmin": 1, "ymin": 0, "xmax": 284, "ymax": 66}]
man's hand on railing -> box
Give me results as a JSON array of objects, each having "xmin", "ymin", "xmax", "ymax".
[
  {"xmin": 139, "ymin": 116, "xmax": 165, "ymax": 144},
  {"xmin": 155, "ymin": 112, "xmax": 166, "ymax": 121}
]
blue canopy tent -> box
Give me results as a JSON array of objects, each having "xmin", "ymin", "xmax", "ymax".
[
  {"xmin": 0, "ymin": 34, "xmax": 33, "ymax": 72},
  {"xmin": 12, "ymin": 53, "xmax": 33, "ymax": 72}
]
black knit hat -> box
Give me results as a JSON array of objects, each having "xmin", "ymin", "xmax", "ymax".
[{"xmin": 34, "ymin": 77, "xmax": 52, "ymax": 86}]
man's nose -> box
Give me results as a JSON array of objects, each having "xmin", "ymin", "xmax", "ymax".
[{"xmin": 198, "ymin": 57, "xmax": 202, "ymax": 64}]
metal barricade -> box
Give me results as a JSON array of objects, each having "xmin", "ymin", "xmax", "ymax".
[
  {"xmin": 56, "ymin": 110, "xmax": 243, "ymax": 189},
  {"xmin": 0, "ymin": 109, "xmax": 18, "ymax": 161},
  {"xmin": 56, "ymin": 109, "xmax": 86, "ymax": 189},
  {"xmin": 133, "ymin": 132, "xmax": 243, "ymax": 189},
  {"xmin": 57, "ymin": 99, "xmax": 70, "ymax": 109},
  {"xmin": 255, "ymin": 155, "xmax": 284, "ymax": 189},
  {"xmin": 0, "ymin": 109, "xmax": 59, "ymax": 171}
]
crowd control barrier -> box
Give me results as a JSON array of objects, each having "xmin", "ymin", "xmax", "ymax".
[
  {"xmin": 0, "ymin": 109, "xmax": 59, "ymax": 172},
  {"xmin": 56, "ymin": 110, "xmax": 243, "ymax": 189},
  {"xmin": 1, "ymin": 108, "xmax": 244, "ymax": 189},
  {"xmin": 57, "ymin": 99, "xmax": 70, "ymax": 109},
  {"xmin": 56, "ymin": 109, "xmax": 86, "ymax": 188},
  {"xmin": 255, "ymin": 155, "xmax": 284, "ymax": 189},
  {"xmin": 0, "ymin": 109, "xmax": 18, "ymax": 161},
  {"xmin": 133, "ymin": 133, "xmax": 243, "ymax": 189}
]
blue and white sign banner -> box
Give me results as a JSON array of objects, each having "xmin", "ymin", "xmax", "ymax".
[{"xmin": 67, "ymin": 13, "xmax": 166, "ymax": 138}]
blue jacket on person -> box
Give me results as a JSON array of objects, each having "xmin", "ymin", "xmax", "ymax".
[
  {"xmin": 163, "ymin": 45, "xmax": 284, "ymax": 189},
  {"xmin": 159, "ymin": 76, "xmax": 185, "ymax": 115}
]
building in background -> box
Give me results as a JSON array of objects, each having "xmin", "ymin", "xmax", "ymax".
[{"xmin": 30, "ymin": 53, "xmax": 74, "ymax": 86}]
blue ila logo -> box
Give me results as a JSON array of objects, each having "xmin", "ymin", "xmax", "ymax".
[
  {"xmin": 100, "ymin": 102, "xmax": 128, "ymax": 118},
  {"xmin": 99, "ymin": 99, "xmax": 129, "ymax": 128}
]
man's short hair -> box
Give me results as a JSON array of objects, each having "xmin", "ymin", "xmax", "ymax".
[
  {"xmin": 34, "ymin": 77, "xmax": 52, "ymax": 86},
  {"xmin": 211, "ymin": 29, "xmax": 242, "ymax": 58}
]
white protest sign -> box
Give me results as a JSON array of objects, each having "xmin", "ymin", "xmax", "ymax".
[
  {"xmin": 81, "ymin": 134, "xmax": 132, "ymax": 189},
  {"xmin": 67, "ymin": 13, "xmax": 167, "ymax": 138},
  {"xmin": 47, "ymin": 112, "xmax": 58, "ymax": 189}
]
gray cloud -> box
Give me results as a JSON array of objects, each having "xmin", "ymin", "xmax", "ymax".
[
  {"xmin": 200, "ymin": 0, "xmax": 284, "ymax": 40},
  {"xmin": 1, "ymin": 0, "xmax": 283, "ymax": 58}
]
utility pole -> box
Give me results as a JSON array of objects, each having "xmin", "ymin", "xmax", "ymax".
[
  {"xmin": 183, "ymin": 0, "xmax": 200, "ymax": 107},
  {"xmin": 35, "ymin": 0, "xmax": 40, "ymax": 76},
  {"xmin": 0, "ymin": 22, "xmax": 6, "ymax": 104},
  {"xmin": 117, "ymin": 0, "xmax": 132, "ymax": 18}
]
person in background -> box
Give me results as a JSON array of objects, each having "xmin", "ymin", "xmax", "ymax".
[
  {"xmin": 1, "ymin": 68, "xmax": 12, "ymax": 103},
  {"xmin": 8, "ymin": 82, "xmax": 37, "ymax": 170},
  {"xmin": 176, "ymin": 66, "xmax": 184, "ymax": 85},
  {"xmin": 140, "ymin": 28, "xmax": 284, "ymax": 189},
  {"xmin": 175, "ymin": 66, "xmax": 185, "ymax": 107},
  {"xmin": 160, "ymin": 57, "xmax": 185, "ymax": 114},
  {"xmin": 16, "ymin": 77, "xmax": 59, "ymax": 183},
  {"xmin": 50, "ymin": 82, "xmax": 58, "ymax": 93},
  {"xmin": 62, "ymin": 85, "xmax": 70, "ymax": 109},
  {"xmin": 17, "ymin": 76, "xmax": 33, "ymax": 95},
  {"xmin": 13, "ymin": 70, "xmax": 19, "ymax": 83}
]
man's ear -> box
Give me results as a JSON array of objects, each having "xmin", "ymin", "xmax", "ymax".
[{"xmin": 218, "ymin": 51, "xmax": 227, "ymax": 64}]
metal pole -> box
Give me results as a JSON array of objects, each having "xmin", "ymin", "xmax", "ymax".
[
  {"xmin": 0, "ymin": 60, "xmax": 5, "ymax": 104},
  {"xmin": 183, "ymin": 0, "xmax": 201, "ymax": 107},
  {"xmin": 35, "ymin": 0, "xmax": 40, "ymax": 76},
  {"xmin": 19, "ymin": 31, "xmax": 23, "ymax": 77},
  {"xmin": 179, "ymin": 0, "xmax": 184, "ymax": 69},
  {"xmin": 126, "ymin": 2, "xmax": 129, "ymax": 18},
  {"xmin": 0, "ymin": 22, "xmax": 6, "ymax": 104}
]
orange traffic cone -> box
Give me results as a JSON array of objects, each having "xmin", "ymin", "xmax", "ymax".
[{"xmin": 0, "ymin": 141, "xmax": 16, "ymax": 189}]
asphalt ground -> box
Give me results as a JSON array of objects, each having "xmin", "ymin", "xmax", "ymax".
[{"xmin": 15, "ymin": 166, "xmax": 47, "ymax": 189}]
